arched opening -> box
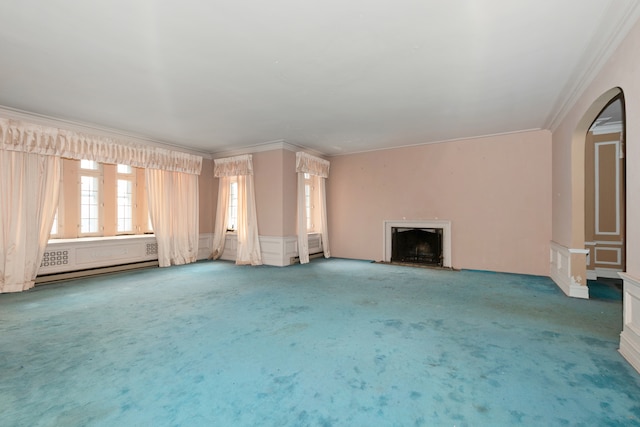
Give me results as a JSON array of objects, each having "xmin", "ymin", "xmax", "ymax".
[
  {"xmin": 570, "ymin": 87, "xmax": 625, "ymax": 298},
  {"xmin": 584, "ymin": 95, "xmax": 626, "ymax": 300}
]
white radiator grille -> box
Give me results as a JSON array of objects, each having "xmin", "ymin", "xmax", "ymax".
[
  {"xmin": 41, "ymin": 250, "xmax": 69, "ymax": 267},
  {"xmin": 146, "ymin": 242, "xmax": 158, "ymax": 255}
]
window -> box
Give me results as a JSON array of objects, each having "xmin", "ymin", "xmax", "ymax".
[
  {"xmin": 51, "ymin": 159, "xmax": 150, "ymax": 239},
  {"xmin": 304, "ymin": 173, "xmax": 314, "ymax": 231},
  {"xmin": 227, "ymin": 178, "xmax": 238, "ymax": 231},
  {"xmin": 116, "ymin": 164, "xmax": 135, "ymax": 233},
  {"xmin": 80, "ymin": 160, "xmax": 102, "ymax": 235}
]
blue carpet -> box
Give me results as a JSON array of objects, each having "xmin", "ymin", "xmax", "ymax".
[{"xmin": 1, "ymin": 259, "xmax": 639, "ymax": 426}]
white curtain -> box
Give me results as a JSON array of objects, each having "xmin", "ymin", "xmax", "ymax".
[
  {"xmin": 146, "ymin": 169, "xmax": 199, "ymax": 267},
  {"xmin": 296, "ymin": 152, "xmax": 330, "ymax": 264},
  {"xmin": 0, "ymin": 150, "xmax": 60, "ymax": 292},
  {"xmin": 213, "ymin": 155, "xmax": 262, "ymax": 265},
  {"xmin": 211, "ymin": 176, "xmax": 230, "ymax": 259}
]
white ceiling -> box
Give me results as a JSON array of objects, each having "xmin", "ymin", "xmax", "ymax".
[{"xmin": 1, "ymin": 1, "xmax": 639, "ymax": 156}]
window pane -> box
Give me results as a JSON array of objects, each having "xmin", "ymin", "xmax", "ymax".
[
  {"xmin": 117, "ymin": 164, "xmax": 132, "ymax": 174},
  {"xmin": 80, "ymin": 175, "xmax": 99, "ymax": 233},
  {"xmin": 50, "ymin": 209, "xmax": 58, "ymax": 235},
  {"xmin": 305, "ymin": 183, "xmax": 312, "ymax": 230},
  {"xmin": 228, "ymin": 181, "xmax": 238, "ymax": 230},
  {"xmin": 80, "ymin": 160, "xmax": 98, "ymax": 170},
  {"xmin": 117, "ymin": 179, "xmax": 133, "ymax": 233}
]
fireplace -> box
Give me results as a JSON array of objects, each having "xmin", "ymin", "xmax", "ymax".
[
  {"xmin": 383, "ymin": 220, "xmax": 451, "ymax": 268},
  {"xmin": 391, "ymin": 227, "xmax": 443, "ymax": 266}
]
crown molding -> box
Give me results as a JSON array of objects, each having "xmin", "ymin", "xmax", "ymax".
[
  {"xmin": 590, "ymin": 121, "xmax": 623, "ymax": 135},
  {"xmin": 544, "ymin": 1, "xmax": 640, "ymax": 131},
  {"xmin": 0, "ymin": 105, "xmax": 212, "ymax": 158},
  {"xmin": 211, "ymin": 139, "xmax": 326, "ymax": 159}
]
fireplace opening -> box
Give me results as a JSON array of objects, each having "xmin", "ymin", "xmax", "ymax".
[{"xmin": 391, "ymin": 227, "xmax": 443, "ymax": 266}]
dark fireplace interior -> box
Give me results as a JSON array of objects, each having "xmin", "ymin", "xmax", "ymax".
[{"xmin": 391, "ymin": 227, "xmax": 443, "ymax": 266}]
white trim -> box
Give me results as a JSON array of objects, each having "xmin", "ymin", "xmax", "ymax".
[
  {"xmin": 593, "ymin": 267, "xmax": 624, "ymax": 279},
  {"xmin": 593, "ymin": 240, "xmax": 624, "ymax": 246},
  {"xmin": 383, "ymin": 220, "xmax": 451, "ymax": 268},
  {"xmin": 590, "ymin": 121, "xmax": 623, "ymax": 135},
  {"xmin": 212, "ymin": 140, "xmax": 325, "ymax": 159},
  {"xmin": 545, "ymin": 1, "xmax": 640, "ymax": 130},
  {"xmin": 594, "ymin": 247, "xmax": 622, "ymax": 266},
  {"xmin": 619, "ymin": 272, "xmax": 640, "ymax": 374},
  {"xmin": 213, "ymin": 234, "xmax": 299, "ymax": 267},
  {"xmin": 549, "ymin": 241, "xmax": 589, "ymax": 299},
  {"xmin": 568, "ymin": 248, "xmax": 590, "ymax": 254},
  {"xmin": 594, "ymin": 140, "xmax": 620, "ymax": 236}
]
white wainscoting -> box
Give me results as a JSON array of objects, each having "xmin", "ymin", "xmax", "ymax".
[
  {"xmin": 38, "ymin": 232, "xmax": 315, "ymax": 279},
  {"xmin": 619, "ymin": 273, "xmax": 640, "ymax": 374},
  {"xmin": 549, "ymin": 241, "xmax": 589, "ymax": 299},
  {"xmin": 212, "ymin": 233, "xmax": 321, "ymax": 266},
  {"xmin": 38, "ymin": 235, "xmax": 160, "ymax": 276}
]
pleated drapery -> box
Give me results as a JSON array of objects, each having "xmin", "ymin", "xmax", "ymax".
[
  {"xmin": 1, "ymin": 116, "xmax": 203, "ymax": 291},
  {"xmin": 296, "ymin": 152, "xmax": 330, "ymax": 264},
  {"xmin": 0, "ymin": 151, "xmax": 60, "ymax": 292},
  {"xmin": 146, "ymin": 169, "xmax": 199, "ymax": 267},
  {"xmin": 0, "ymin": 117, "xmax": 202, "ymax": 174},
  {"xmin": 212, "ymin": 155, "xmax": 262, "ymax": 265}
]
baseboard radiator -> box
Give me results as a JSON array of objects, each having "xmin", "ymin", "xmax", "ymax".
[{"xmin": 35, "ymin": 261, "xmax": 159, "ymax": 284}]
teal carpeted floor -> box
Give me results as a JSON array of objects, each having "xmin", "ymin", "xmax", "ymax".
[{"xmin": 1, "ymin": 259, "xmax": 639, "ymax": 426}]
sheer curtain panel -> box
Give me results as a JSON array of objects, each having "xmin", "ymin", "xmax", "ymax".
[
  {"xmin": 146, "ymin": 169, "xmax": 199, "ymax": 267},
  {"xmin": 0, "ymin": 150, "xmax": 60, "ymax": 292},
  {"xmin": 213, "ymin": 155, "xmax": 262, "ymax": 265},
  {"xmin": 296, "ymin": 152, "xmax": 330, "ymax": 264}
]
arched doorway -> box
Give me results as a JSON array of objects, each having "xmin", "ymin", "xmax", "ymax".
[
  {"xmin": 569, "ymin": 87, "xmax": 625, "ymax": 298},
  {"xmin": 584, "ymin": 95, "xmax": 626, "ymax": 300}
]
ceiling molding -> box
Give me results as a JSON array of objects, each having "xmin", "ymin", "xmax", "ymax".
[
  {"xmin": 544, "ymin": 0, "xmax": 640, "ymax": 131},
  {"xmin": 590, "ymin": 121, "xmax": 623, "ymax": 135},
  {"xmin": 0, "ymin": 105, "xmax": 212, "ymax": 158},
  {"xmin": 327, "ymin": 128, "xmax": 545, "ymax": 157},
  {"xmin": 211, "ymin": 140, "xmax": 326, "ymax": 159}
]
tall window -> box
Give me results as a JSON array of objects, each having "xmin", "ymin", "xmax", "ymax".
[
  {"xmin": 80, "ymin": 160, "xmax": 102, "ymax": 235},
  {"xmin": 304, "ymin": 173, "xmax": 314, "ymax": 231},
  {"xmin": 116, "ymin": 164, "xmax": 135, "ymax": 233},
  {"xmin": 227, "ymin": 178, "xmax": 238, "ymax": 231}
]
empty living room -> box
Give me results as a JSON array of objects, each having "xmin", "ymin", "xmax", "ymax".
[{"xmin": 1, "ymin": 1, "xmax": 640, "ymax": 425}]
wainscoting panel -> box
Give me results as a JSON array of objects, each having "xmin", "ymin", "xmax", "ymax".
[
  {"xmin": 549, "ymin": 241, "xmax": 589, "ymax": 299},
  {"xmin": 619, "ymin": 273, "xmax": 640, "ymax": 374},
  {"xmin": 213, "ymin": 234, "xmax": 300, "ymax": 267},
  {"xmin": 39, "ymin": 235, "xmax": 159, "ymax": 276}
]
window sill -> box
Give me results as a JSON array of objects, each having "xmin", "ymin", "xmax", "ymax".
[{"xmin": 48, "ymin": 234, "xmax": 156, "ymax": 245}]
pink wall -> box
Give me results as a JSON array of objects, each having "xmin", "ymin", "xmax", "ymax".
[
  {"xmin": 199, "ymin": 158, "xmax": 215, "ymax": 234},
  {"xmin": 241, "ymin": 149, "xmax": 297, "ymax": 237},
  {"xmin": 327, "ymin": 130, "xmax": 552, "ymax": 275},
  {"xmin": 551, "ymin": 17, "xmax": 640, "ymax": 276}
]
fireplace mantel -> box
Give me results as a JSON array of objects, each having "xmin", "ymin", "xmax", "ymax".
[{"xmin": 383, "ymin": 220, "xmax": 451, "ymax": 268}]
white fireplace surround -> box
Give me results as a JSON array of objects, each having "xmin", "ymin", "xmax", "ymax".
[{"xmin": 383, "ymin": 220, "xmax": 452, "ymax": 268}]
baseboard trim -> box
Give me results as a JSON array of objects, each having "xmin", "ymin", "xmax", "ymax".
[{"xmin": 619, "ymin": 272, "xmax": 640, "ymax": 374}]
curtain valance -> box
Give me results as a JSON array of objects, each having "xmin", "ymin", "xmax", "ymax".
[
  {"xmin": 0, "ymin": 118, "xmax": 202, "ymax": 175},
  {"xmin": 214, "ymin": 154, "xmax": 254, "ymax": 177},
  {"xmin": 296, "ymin": 152, "xmax": 329, "ymax": 178}
]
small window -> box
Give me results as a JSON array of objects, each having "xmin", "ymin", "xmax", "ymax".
[
  {"xmin": 227, "ymin": 179, "xmax": 238, "ymax": 231},
  {"xmin": 80, "ymin": 175, "xmax": 100, "ymax": 234}
]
